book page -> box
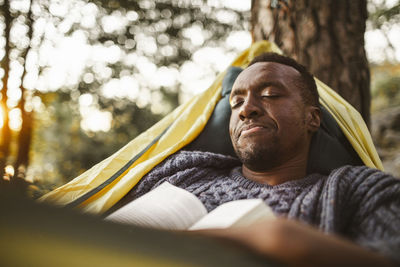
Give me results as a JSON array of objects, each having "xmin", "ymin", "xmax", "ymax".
[
  {"xmin": 189, "ymin": 199, "xmax": 275, "ymax": 230},
  {"xmin": 105, "ymin": 182, "xmax": 208, "ymax": 230}
]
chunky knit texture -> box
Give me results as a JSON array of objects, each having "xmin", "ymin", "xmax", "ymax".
[{"xmin": 116, "ymin": 150, "xmax": 400, "ymax": 263}]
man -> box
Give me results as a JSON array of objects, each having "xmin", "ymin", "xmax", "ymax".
[{"xmin": 116, "ymin": 53, "xmax": 399, "ymax": 266}]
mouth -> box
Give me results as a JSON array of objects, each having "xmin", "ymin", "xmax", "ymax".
[{"xmin": 238, "ymin": 124, "xmax": 273, "ymax": 138}]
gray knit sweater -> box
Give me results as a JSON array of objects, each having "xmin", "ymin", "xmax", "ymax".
[{"xmin": 117, "ymin": 150, "xmax": 400, "ymax": 263}]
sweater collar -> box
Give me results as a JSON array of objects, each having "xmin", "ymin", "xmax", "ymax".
[{"xmin": 230, "ymin": 166, "xmax": 325, "ymax": 190}]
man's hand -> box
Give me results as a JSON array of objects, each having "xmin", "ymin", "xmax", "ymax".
[{"xmin": 195, "ymin": 218, "xmax": 395, "ymax": 267}]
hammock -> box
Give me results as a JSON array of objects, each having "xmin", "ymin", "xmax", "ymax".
[{"xmin": 40, "ymin": 41, "xmax": 383, "ymax": 214}]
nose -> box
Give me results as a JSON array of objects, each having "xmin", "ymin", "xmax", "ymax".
[{"xmin": 238, "ymin": 95, "xmax": 262, "ymax": 121}]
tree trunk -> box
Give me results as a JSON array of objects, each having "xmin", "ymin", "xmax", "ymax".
[
  {"xmin": 251, "ymin": 0, "xmax": 371, "ymax": 126},
  {"xmin": 14, "ymin": 0, "xmax": 34, "ymax": 179},
  {"xmin": 0, "ymin": 0, "xmax": 12, "ymax": 178}
]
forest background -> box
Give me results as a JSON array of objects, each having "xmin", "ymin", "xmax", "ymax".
[{"xmin": 0, "ymin": 0, "xmax": 399, "ymax": 198}]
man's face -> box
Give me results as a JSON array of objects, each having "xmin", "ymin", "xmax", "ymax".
[{"xmin": 229, "ymin": 62, "xmax": 319, "ymax": 172}]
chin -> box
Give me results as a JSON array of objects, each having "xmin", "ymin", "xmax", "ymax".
[{"xmin": 235, "ymin": 142, "xmax": 280, "ymax": 171}]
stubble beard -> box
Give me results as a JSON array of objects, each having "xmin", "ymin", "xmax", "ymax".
[{"xmin": 234, "ymin": 135, "xmax": 280, "ymax": 172}]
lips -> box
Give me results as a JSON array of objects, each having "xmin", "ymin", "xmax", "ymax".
[{"xmin": 238, "ymin": 123, "xmax": 274, "ymax": 137}]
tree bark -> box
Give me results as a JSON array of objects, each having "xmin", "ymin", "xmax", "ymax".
[
  {"xmin": 0, "ymin": 0, "xmax": 12, "ymax": 178},
  {"xmin": 251, "ymin": 0, "xmax": 371, "ymax": 126}
]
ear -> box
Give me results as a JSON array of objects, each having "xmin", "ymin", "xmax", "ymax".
[{"xmin": 306, "ymin": 106, "xmax": 321, "ymax": 133}]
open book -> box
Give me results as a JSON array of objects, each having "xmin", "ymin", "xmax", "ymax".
[{"xmin": 105, "ymin": 182, "xmax": 275, "ymax": 231}]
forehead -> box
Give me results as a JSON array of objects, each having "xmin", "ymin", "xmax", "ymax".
[{"xmin": 232, "ymin": 62, "xmax": 301, "ymax": 93}]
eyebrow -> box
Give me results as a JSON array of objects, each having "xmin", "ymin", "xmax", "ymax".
[{"xmin": 230, "ymin": 88, "xmax": 247, "ymax": 99}]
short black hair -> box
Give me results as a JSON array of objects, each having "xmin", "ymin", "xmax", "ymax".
[{"xmin": 248, "ymin": 52, "xmax": 319, "ymax": 107}]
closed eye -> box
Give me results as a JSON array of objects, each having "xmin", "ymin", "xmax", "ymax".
[
  {"xmin": 262, "ymin": 94, "xmax": 280, "ymax": 98},
  {"xmin": 231, "ymin": 100, "xmax": 244, "ymax": 109}
]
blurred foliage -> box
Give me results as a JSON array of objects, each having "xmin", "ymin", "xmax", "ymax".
[
  {"xmin": 371, "ymin": 64, "xmax": 400, "ymax": 111},
  {"xmin": 370, "ymin": 63, "xmax": 400, "ymax": 178},
  {"xmin": 89, "ymin": 0, "xmax": 249, "ymax": 66},
  {"xmin": 367, "ymin": 0, "xmax": 400, "ymax": 62},
  {"xmin": 369, "ymin": 0, "xmax": 400, "ymax": 29}
]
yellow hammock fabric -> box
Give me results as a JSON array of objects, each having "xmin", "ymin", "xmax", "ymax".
[{"xmin": 40, "ymin": 41, "xmax": 383, "ymax": 214}]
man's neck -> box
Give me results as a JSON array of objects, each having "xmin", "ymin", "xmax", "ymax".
[{"xmin": 242, "ymin": 155, "xmax": 308, "ymax": 186}]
